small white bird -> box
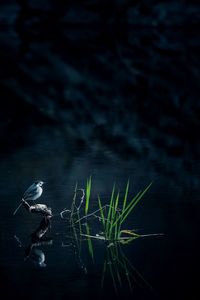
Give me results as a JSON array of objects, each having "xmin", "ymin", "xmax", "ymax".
[
  {"xmin": 13, "ymin": 181, "xmax": 45, "ymax": 216},
  {"xmin": 23, "ymin": 180, "xmax": 44, "ymax": 201}
]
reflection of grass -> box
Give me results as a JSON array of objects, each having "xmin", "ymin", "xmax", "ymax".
[
  {"xmin": 66, "ymin": 221, "xmax": 152, "ymax": 295},
  {"xmin": 100, "ymin": 242, "xmax": 152, "ymax": 295},
  {"xmin": 86, "ymin": 223, "xmax": 94, "ymax": 261}
]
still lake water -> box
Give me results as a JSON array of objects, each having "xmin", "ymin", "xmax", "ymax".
[
  {"xmin": 0, "ymin": 135, "xmax": 199, "ymax": 300},
  {"xmin": 0, "ymin": 3, "xmax": 199, "ymax": 299}
]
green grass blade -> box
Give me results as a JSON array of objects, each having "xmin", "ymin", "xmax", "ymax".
[
  {"xmin": 109, "ymin": 192, "xmax": 119, "ymax": 239},
  {"xmin": 114, "ymin": 192, "xmax": 119, "ymax": 212},
  {"xmin": 118, "ymin": 180, "xmax": 130, "ymax": 233},
  {"xmin": 112, "ymin": 182, "xmax": 153, "ymax": 229},
  {"xmin": 98, "ymin": 195, "xmax": 105, "ymax": 228},
  {"xmin": 85, "ymin": 179, "xmax": 88, "ymax": 215},
  {"xmin": 85, "ymin": 176, "xmax": 92, "ymax": 215},
  {"xmin": 115, "ymin": 193, "xmax": 120, "ymax": 239},
  {"xmin": 119, "ymin": 237, "xmax": 139, "ymax": 245},
  {"xmin": 121, "ymin": 182, "xmax": 153, "ymax": 224},
  {"xmin": 106, "ymin": 183, "xmax": 115, "ymax": 235},
  {"xmin": 114, "ymin": 222, "xmax": 118, "ymax": 240},
  {"xmin": 111, "ymin": 190, "xmax": 142, "ymax": 228},
  {"xmin": 120, "ymin": 229, "xmax": 140, "ymax": 238}
]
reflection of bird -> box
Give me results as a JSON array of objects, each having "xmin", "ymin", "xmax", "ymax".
[
  {"xmin": 13, "ymin": 181, "xmax": 45, "ymax": 216},
  {"xmin": 30, "ymin": 248, "xmax": 46, "ymax": 268},
  {"xmin": 24, "ymin": 246, "xmax": 47, "ymax": 268}
]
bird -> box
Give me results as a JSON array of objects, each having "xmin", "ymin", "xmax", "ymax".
[
  {"xmin": 23, "ymin": 180, "xmax": 44, "ymax": 201},
  {"xmin": 13, "ymin": 181, "xmax": 45, "ymax": 216}
]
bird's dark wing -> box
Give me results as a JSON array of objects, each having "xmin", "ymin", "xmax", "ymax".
[{"xmin": 23, "ymin": 184, "xmax": 37, "ymax": 199}]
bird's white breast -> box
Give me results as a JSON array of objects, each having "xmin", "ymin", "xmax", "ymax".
[{"xmin": 36, "ymin": 187, "xmax": 43, "ymax": 198}]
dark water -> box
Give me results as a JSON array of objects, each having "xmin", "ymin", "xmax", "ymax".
[
  {"xmin": 0, "ymin": 141, "xmax": 199, "ymax": 300},
  {"xmin": 0, "ymin": 1, "xmax": 200, "ymax": 300}
]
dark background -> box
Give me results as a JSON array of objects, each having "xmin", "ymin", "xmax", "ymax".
[{"xmin": 0, "ymin": 1, "xmax": 199, "ymax": 300}]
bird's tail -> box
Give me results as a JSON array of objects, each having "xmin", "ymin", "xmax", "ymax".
[{"xmin": 13, "ymin": 199, "xmax": 24, "ymax": 216}]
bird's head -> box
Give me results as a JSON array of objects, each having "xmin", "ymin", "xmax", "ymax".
[{"xmin": 34, "ymin": 180, "xmax": 45, "ymax": 187}]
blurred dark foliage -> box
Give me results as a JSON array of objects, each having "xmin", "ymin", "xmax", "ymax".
[{"xmin": 0, "ymin": 0, "xmax": 199, "ymax": 186}]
